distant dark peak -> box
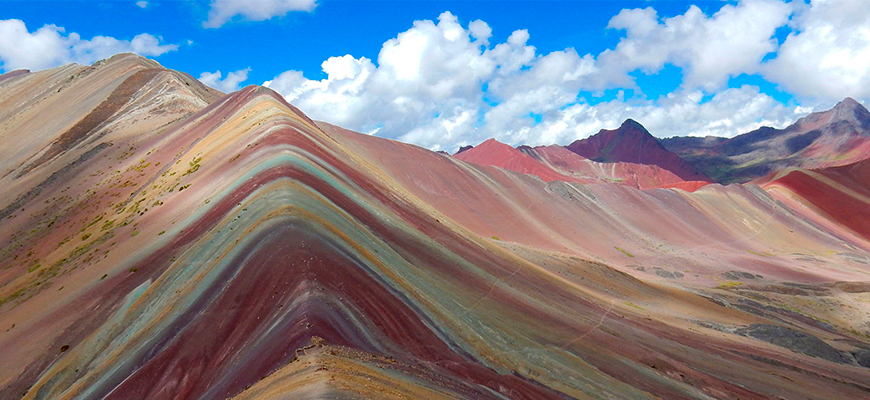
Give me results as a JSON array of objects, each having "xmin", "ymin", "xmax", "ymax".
[
  {"xmin": 619, "ymin": 118, "xmax": 648, "ymax": 132},
  {"xmin": 615, "ymin": 119, "xmax": 656, "ymax": 141},
  {"xmin": 456, "ymin": 145, "xmax": 473, "ymax": 155},
  {"xmin": 751, "ymin": 126, "xmax": 780, "ymax": 139},
  {"xmin": 436, "ymin": 150, "xmax": 450, "ymax": 155},
  {"xmin": 720, "ymin": 125, "xmax": 783, "ymax": 156},
  {"xmin": 564, "ymin": 117, "xmax": 712, "ymax": 182},
  {"xmin": 517, "ymin": 145, "xmax": 535, "ymax": 156}
]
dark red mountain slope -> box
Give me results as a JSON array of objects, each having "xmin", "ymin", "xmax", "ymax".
[
  {"xmin": 759, "ymin": 158, "xmax": 870, "ymax": 240},
  {"xmin": 566, "ymin": 119, "xmax": 712, "ymax": 182}
]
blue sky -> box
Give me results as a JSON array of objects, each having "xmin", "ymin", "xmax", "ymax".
[
  {"xmin": 2, "ymin": 1, "xmax": 722, "ymax": 93},
  {"xmin": 1, "ymin": 0, "xmax": 869, "ymax": 151}
]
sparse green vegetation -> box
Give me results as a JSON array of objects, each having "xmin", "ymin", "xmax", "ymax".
[
  {"xmin": 0, "ymin": 288, "xmax": 27, "ymax": 308},
  {"xmin": 134, "ymin": 158, "xmax": 151, "ymax": 172},
  {"xmin": 85, "ymin": 215, "xmax": 103, "ymax": 229},
  {"xmin": 183, "ymin": 156, "xmax": 202, "ymax": 176},
  {"xmin": 615, "ymin": 247, "xmax": 634, "ymax": 257},
  {"xmin": 56, "ymin": 237, "xmax": 71, "ymax": 248},
  {"xmin": 118, "ymin": 146, "xmax": 136, "ymax": 160},
  {"xmin": 27, "ymin": 260, "xmax": 42, "ymax": 273}
]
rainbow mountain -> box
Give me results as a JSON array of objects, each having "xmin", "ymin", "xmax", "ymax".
[{"xmin": 1, "ymin": 54, "xmax": 870, "ymax": 399}]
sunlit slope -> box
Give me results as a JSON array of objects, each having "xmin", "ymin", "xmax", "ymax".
[
  {"xmin": 760, "ymin": 159, "xmax": 870, "ymax": 242},
  {"xmin": 323, "ymin": 121, "xmax": 870, "ymax": 286},
  {"xmin": 520, "ymin": 144, "xmax": 704, "ymax": 190},
  {"xmin": 454, "ymin": 139, "xmax": 583, "ymax": 183},
  {"xmin": 0, "ymin": 57, "xmax": 869, "ymax": 399}
]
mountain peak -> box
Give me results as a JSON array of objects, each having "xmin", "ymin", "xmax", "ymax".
[
  {"xmin": 620, "ymin": 118, "xmax": 646, "ymax": 131},
  {"xmin": 835, "ymin": 97, "xmax": 862, "ymax": 109},
  {"xmin": 829, "ymin": 96, "xmax": 870, "ymax": 128},
  {"xmin": 566, "ymin": 120, "xmax": 712, "ymax": 182},
  {"xmin": 455, "ymin": 145, "xmax": 473, "ymax": 155},
  {"xmin": 91, "ymin": 52, "xmax": 163, "ymax": 70},
  {"xmin": 470, "ymin": 138, "xmax": 511, "ymax": 152},
  {"xmin": 788, "ymin": 97, "xmax": 870, "ymax": 134},
  {"xmin": 454, "ymin": 138, "xmax": 579, "ymax": 182}
]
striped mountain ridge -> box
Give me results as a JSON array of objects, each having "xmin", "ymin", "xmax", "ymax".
[{"xmin": 0, "ymin": 55, "xmax": 869, "ymax": 399}]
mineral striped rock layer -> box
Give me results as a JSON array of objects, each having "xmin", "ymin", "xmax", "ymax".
[{"xmin": 1, "ymin": 55, "xmax": 870, "ymax": 399}]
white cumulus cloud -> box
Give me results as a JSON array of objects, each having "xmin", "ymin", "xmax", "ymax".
[
  {"xmin": 501, "ymin": 86, "xmax": 802, "ymax": 147},
  {"xmin": 265, "ymin": 12, "xmax": 496, "ymax": 151},
  {"xmin": 263, "ymin": 2, "xmax": 867, "ymax": 152},
  {"xmin": 204, "ymin": 0, "xmax": 317, "ymax": 28},
  {"xmin": 598, "ymin": 0, "xmax": 793, "ymax": 90},
  {"xmin": 199, "ymin": 68, "xmax": 252, "ymax": 93},
  {"xmin": 0, "ymin": 19, "xmax": 177, "ymax": 72},
  {"xmin": 763, "ymin": 0, "xmax": 870, "ymax": 101},
  {"xmin": 136, "ymin": 1, "xmax": 149, "ymax": 9}
]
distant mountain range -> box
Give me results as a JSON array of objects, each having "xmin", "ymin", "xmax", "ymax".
[
  {"xmin": 565, "ymin": 118, "xmax": 713, "ymax": 182},
  {"xmin": 453, "ymin": 138, "xmax": 699, "ymax": 190},
  {"xmin": 456, "ymin": 98, "xmax": 870, "ymax": 187},
  {"xmin": 662, "ymin": 97, "xmax": 870, "ymax": 184}
]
